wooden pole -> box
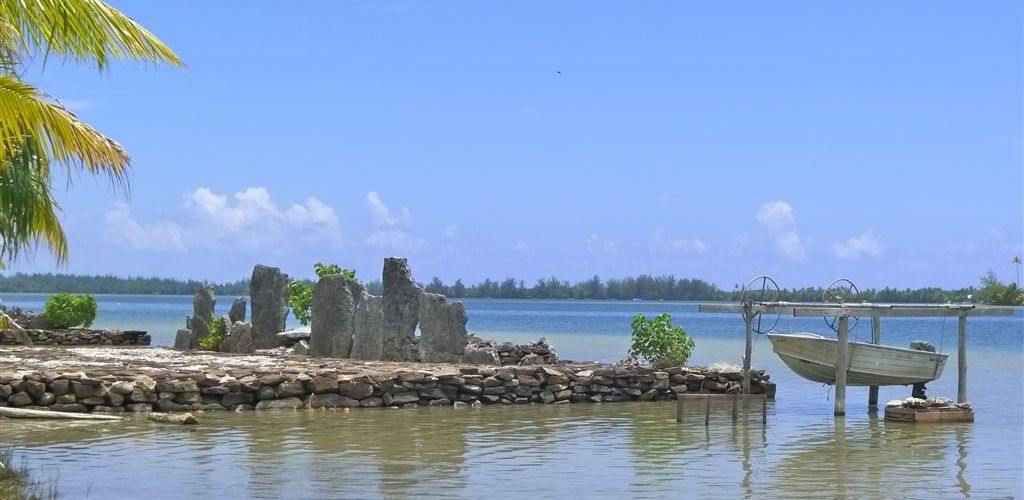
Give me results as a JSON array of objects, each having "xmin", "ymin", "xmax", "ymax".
[
  {"xmin": 676, "ymin": 395, "xmax": 684, "ymax": 423},
  {"xmin": 743, "ymin": 304, "xmax": 753, "ymax": 394},
  {"xmin": 704, "ymin": 396, "xmax": 711, "ymax": 427},
  {"xmin": 732, "ymin": 394, "xmax": 738, "ymax": 423},
  {"xmin": 868, "ymin": 315, "xmax": 880, "ymax": 410},
  {"xmin": 957, "ymin": 314, "xmax": 967, "ymax": 404},
  {"xmin": 835, "ymin": 314, "xmax": 848, "ymax": 416},
  {"xmin": 762, "ymin": 396, "xmax": 768, "ymax": 426}
]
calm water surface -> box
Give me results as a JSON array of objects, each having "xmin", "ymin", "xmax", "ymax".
[{"xmin": 1, "ymin": 294, "xmax": 1022, "ymax": 499}]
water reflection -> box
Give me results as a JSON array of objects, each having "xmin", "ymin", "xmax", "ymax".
[{"xmin": 0, "ymin": 403, "xmax": 994, "ymax": 499}]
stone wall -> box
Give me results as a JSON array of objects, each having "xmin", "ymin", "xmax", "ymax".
[
  {"xmin": 0, "ymin": 329, "xmax": 150, "ymax": 346},
  {"xmin": 0, "ymin": 364, "xmax": 773, "ymax": 413}
]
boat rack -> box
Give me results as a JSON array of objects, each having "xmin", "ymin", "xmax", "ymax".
[{"xmin": 697, "ymin": 276, "xmax": 1016, "ymax": 417}]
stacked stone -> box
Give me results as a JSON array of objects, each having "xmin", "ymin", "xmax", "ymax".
[
  {"xmin": 465, "ymin": 338, "xmax": 558, "ymax": 365},
  {"xmin": 0, "ymin": 329, "xmax": 151, "ymax": 346},
  {"xmin": 0, "ymin": 366, "xmax": 774, "ymax": 413}
]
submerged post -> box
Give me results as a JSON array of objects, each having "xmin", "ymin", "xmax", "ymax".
[
  {"xmin": 868, "ymin": 315, "xmax": 880, "ymax": 410},
  {"xmin": 957, "ymin": 314, "xmax": 967, "ymax": 403},
  {"xmin": 835, "ymin": 314, "xmax": 849, "ymax": 416},
  {"xmin": 742, "ymin": 303, "xmax": 753, "ymax": 394}
]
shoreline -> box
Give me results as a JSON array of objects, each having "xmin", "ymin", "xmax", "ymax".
[{"xmin": 0, "ymin": 346, "xmax": 774, "ymax": 413}]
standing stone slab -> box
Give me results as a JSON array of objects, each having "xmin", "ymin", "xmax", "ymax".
[
  {"xmin": 418, "ymin": 293, "xmax": 468, "ymax": 363},
  {"xmin": 222, "ymin": 322, "xmax": 254, "ymax": 354},
  {"xmin": 174, "ymin": 329, "xmax": 192, "ymax": 350},
  {"xmin": 250, "ymin": 265, "xmax": 290, "ymax": 349},
  {"xmin": 382, "ymin": 257, "xmax": 421, "ymax": 361},
  {"xmin": 228, "ymin": 297, "xmax": 247, "ymax": 323},
  {"xmin": 309, "ymin": 275, "xmax": 356, "ymax": 358},
  {"xmin": 351, "ymin": 292, "xmax": 384, "ymax": 360},
  {"xmin": 189, "ymin": 285, "xmax": 216, "ymax": 349}
]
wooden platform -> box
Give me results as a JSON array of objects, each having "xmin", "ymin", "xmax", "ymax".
[{"xmin": 884, "ymin": 405, "xmax": 974, "ymax": 423}]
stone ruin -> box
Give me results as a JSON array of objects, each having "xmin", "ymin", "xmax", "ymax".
[{"xmin": 175, "ymin": 258, "xmax": 554, "ymax": 366}]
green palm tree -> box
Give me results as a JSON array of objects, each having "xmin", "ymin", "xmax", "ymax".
[
  {"xmin": 0, "ymin": 0, "xmax": 181, "ymax": 268},
  {"xmin": 1013, "ymin": 256, "xmax": 1021, "ymax": 286}
]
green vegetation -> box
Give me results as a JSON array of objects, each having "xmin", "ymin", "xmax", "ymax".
[
  {"xmin": 977, "ymin": 270, "xmax": 1023, "ymax": 306},
  {"xmin": 42, "ymin": 293, "xmax": 97, "ymax": 328},
  {"xmin": 627, "ymin": 313, "xmax": 695, "ymax": 366},
  {"xmin": 198, "ymin": 316, "xmax": 227, "ymax": 351},
  {"xmin": 1, "ymin": 272, "xmax": 1003, "ymax": 304},
  {"xmin": 0, "ymin": 1, "xmax": 181, "ymax": 269},
  {"xmin": 0, "ymin": 446, "xmax": 59, "ymax": 499},
  {"xmin": 288, "ymin": 263, "xmax": 356, "ymax": 326}
]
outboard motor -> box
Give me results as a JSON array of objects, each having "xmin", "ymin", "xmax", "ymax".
[{"xmin": 909, "ymin": 341, "xmax": 936, "ymax": 398}]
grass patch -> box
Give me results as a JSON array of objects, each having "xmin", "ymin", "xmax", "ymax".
[{"xmin": 0, "ymin": 446, "xmax": 59, "ymax": 500}]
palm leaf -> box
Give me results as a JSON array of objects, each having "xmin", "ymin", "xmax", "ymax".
[
  {"xmin": 0, "ymin": 0, "xmax": 182, "ymax": 68},
  {"xmin": 0, "ymin": 138, "xmax": 67, "ymax": 267},
  {"xmin": 0, "ymin": 73, "xmax": 129, "ymax": 186}
]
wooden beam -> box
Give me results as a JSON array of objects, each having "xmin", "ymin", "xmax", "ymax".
[
  {"xmin": 868, "ymin": 315, "xmax": 880, "ymax": 411},
  {"xmin": 835, "ymin": 315, "xmax": 848, "ymax": 416},
  {"xmin": 958, "ymin": 314, "xmax": 967, "ymax": 403},
  {"xmin": 742, "ymin": 306, "xmax": 753, "ymax": 394},
  {"xmin": 0, "ymin": 407, "xmax": 122, "ymax": 420},
  {"xmin": 698, "ymin": 302, "xmax": 1015, "ymax": 318}
]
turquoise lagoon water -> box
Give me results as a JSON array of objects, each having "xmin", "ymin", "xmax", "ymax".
[{"xmin": 1, "ymin": 294, "xmax": 1022, "ymax": 499}]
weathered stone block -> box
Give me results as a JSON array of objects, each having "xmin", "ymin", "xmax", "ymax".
[
  {"xmin": 418, "ymin": 292, "xmax": 468, "ymax": 363},
  {"xmin": 351, "ymin": 293, "xmax": 384, "ymax": 360},
  {"xmin": 255, "ymin": 397, "xmax": 303, "ymax": 410},
  {"xmin": 309, "ymin": 275, "xmax": 356, "ymax": 358},
  {"xmin": 382, "ymin": 257, "xmax": 420, "ymax": 361},
  {"xmin": 250, "ymin": 265, "xmax": 290, "ymax": 349}
]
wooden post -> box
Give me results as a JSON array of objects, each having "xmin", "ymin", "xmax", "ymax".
[
  {"xmin": 762, "ymin": 396, "xmax": 768, "ymax": 426},
  {"xmin": 732, "ymin": 394, "xmax": 738, "ymax": 423},
  {"xmin": 835, "ymin": 314, "xmax": 848, "ymax": 416},
  {"xmin": 676, "ymin": 396, "xmax": 684, "ymax": 423},
  {"xmin": 957, "ymin": 314, "xmax": 967, "ymax": 404},
  {"xmin": 868, "ymin": 315, "xmax": 880, "ymax": 410},
  {"xmin": 743, "ymin": 304, "xmax": 753, "ymax": 394},
  {"xmin": 704, "ymin": 396, "xmax": 711, "ymax": 426}
]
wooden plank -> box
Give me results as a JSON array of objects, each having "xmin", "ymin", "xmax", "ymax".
[
  {"xmin": 884, "ymin": 406, "xmax": 974, "ymax": 423},
  {"xmin": 868, "ymin": 315, "xmax": 880, "ymax": 410},
  {"xmin": 698, "ymin": 302, "xmax": 1014, "ymax": 318},
  {"xmin": 742, "ymin": 310, "xmax": 752, "ymax": 394},
  {"xmin": 835, "ymin": 315, "xmax": 848, "ymax": 416},
  {"xmin": 675, "ymin": 394, "xmax": 767, "ymax": 399},
  {"xmin": 958, "ymin": 314, "xmax": 967, "ymax": 404},
  {"xmin": 0, "ymin": 407, "xmax": 122, "ymax": 420}
]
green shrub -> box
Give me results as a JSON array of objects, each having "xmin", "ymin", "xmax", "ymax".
[
  {"xmin": 288, "ymin": 262, "xmax": 356, "ymax": 326},
  {"xmin": 198, "ymin": 316, "xmax": 226, "ymax": 351},
  {"xmin": 43, "ymin": 292, "xmax": 97, "ymax": 328},
  {"xmin": 627, "ymin": 313, "xmax": 695, "ymax": 366}
]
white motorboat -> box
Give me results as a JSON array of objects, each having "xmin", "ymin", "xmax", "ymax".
[{"xmin": 766, "ymin": 332, "xmax": 948, "ymax": 386}]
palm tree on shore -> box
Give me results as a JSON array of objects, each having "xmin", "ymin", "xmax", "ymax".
[
  {"xmin": 1013, "ymin": 256, "xmax": 1021, "ymax": 286},
  {"xmin": 0, "ymin": 0, "xmax": 181, "ymax": 269}
]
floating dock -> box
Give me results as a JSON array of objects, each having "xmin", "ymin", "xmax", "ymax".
[{"xmin": 884, "ymin": 405, "xmax": 975, "ymax": 423}]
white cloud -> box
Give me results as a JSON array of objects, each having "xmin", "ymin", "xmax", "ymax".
[
  {"xmin": 586, "ymin": 234, "xmax": 619, "ymax": 255},
  {"xmin": 513, "ymin": 240, "xmax": 534, "ymax": 256},
  {"xmin": 103, "ymin": 187, "xmax": 343, "ymax": 256},
  {"xmin": 756, "ymin": 201, "xmax": 806, "ymax": 261},
  {"xmin": 650, "ymin": 227, "xmax": 706, "ymax": 254},
  {"xmin": 366, "ymin": 191, "xmax": 411, "ymax": 227},
  {"xmin": 104, "ymin": 202, "xmax": 186, "ymax": 252},
  {"xmin": 442, "ymin": 224, "xmax": 457, "ymax": 239},
  {"xmin": 832, "ymin": 231, "xmax": 883, "ymax": 260},
  {"xmin": 363, "ymin": 191, "xmax": 422, "ymax": 252}
]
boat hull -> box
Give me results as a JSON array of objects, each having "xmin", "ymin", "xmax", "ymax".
[{"xmin": 766, "ymin": 332, "xmax": 948, "ymax": 386}]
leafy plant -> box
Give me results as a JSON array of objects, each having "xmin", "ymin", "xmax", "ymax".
[
  {"xmin": 198, "ymin": 315, "xmax": 226, "ymax": 351},
  {"xmin": 288, "ymin": 262, "xmax": 356, "ymax": 325},
  {"xmin": 627, "ymin": 313, "xmax": 695, "ymax": 366},
  {"xmin": 42, "ymin": 292, "xmax": 97, "ymax": 328}
]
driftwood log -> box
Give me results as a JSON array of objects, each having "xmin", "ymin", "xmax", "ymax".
[
  {"xmin": 0, "ymin": 406, "xmax": 121, "ymax": 420},
  {"xmin": 146, "ymin": 412, "xmax": 198, "ymax": 425}
]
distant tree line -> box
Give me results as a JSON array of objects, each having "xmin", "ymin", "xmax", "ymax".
[
  {"xmin": 1, "ymin": 272, "xmax": 1016, "ymax": 305},
  {"xmin": 0, "ymin": 273, "xmax": 249, "ymax": 296}
]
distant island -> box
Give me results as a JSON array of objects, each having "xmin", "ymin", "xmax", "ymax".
[{"xmin": 0, "ymin": 272, "xmax": 990, "ymax": 303}]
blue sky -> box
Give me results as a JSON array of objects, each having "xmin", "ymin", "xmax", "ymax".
[{"xmin": 7, "ymin": 1, "xmax": 1022, "ymax": 289}]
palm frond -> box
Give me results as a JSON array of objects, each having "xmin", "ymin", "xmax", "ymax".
[
  {"xmin": 0, "ymin": 138, "xmax": 67, "ymax": 267},
  {"xmin": 0, "ymin": 0, "xmax": 182, "ymax": 68},
  {"xmin": 0, "ymin": 74, "xmax": 130, "ymax": 185}
]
